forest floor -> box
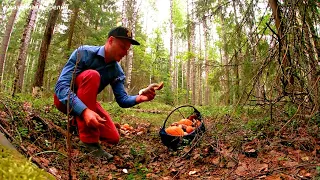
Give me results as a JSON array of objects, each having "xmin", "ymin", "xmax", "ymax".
[{"xmin": 0, "ymin": 96, "xmax": 319, "ymax": 179}]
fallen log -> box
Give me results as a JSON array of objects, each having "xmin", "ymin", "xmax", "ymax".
[
  {"xmin": 31, "ymin": 115, "xmax": 68, "ymax": 137},
  {"xmin": 129, "ymin": 108, "xmax": 170, "ymax": 114}
]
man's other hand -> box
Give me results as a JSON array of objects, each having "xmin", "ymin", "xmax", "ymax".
[{"xmin": 81, "ymin": 108, "xmax": 106, "ymax": 128}]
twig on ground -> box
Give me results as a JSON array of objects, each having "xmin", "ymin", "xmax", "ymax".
[
  {"xmin": 31, "ymin": 150, "xmax": 67, "ymax": 158},
  {"xmin": 0, "ymin": 100, "xmax": 14, "ymax": 122}
]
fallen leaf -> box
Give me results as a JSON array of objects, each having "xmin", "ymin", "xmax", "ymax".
[
  {"xmin": 39, "ymin": 157, "xmax": 50, "ymax": 167},
  {"xmin": 226, "ymin": 161, "xmax": 237, "ymax": 168},
  {"xmin": 265, "ymin": 174, "xmax": 281, "ymax": 180},
  {"xmin": 235, "ymin": 165, "xmax": 247, "ymax": 176},
  {"xmin": 257, "ymin": 163, "xmax": 268, "ymax": 172},
  {"xmin": 211, "ymin": 157, "xmax": 220, "ymax": 165},
  {"xmin": 109, "ymin": 164, "xmax": 117, "ymax": 170},
  {"xmin": 301, "ymin": 156, "xmax": 309, "ymax": 161},
  {"xmin": 193, "ymin": 153, "xmax": 201, "ymax": 160},
  {"xmin": 107, "ymin": 174, "xmax": 113, "ymax": 180}
]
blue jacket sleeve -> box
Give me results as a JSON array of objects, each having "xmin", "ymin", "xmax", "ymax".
[
  {"xmin": 111, "ymin": 75, "xmax": 138, "ymax": 108},
  {"xmin": 54, "ymin": 49, "xmax": 87, "ymax": 116}
]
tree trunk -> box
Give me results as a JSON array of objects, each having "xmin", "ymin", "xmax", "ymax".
[
  {"xmin": 0, "ymin": 0, "xmax": 22, "ymax": 85},
  {"xmin": 67, "ymin": 3, "xmax": 79, "ymax": 51},
  {"xmin": 198, "ymin": 23, "xmax": 202, "ymax": 106},
  {"xmin": 269, "ymin": 0, "xmax": 291, "ymax": 93},
  {"xmin": 220, "ymin": 0, "xmax": 230, "ymax": 105},
  {"xmin": 174, "ymin": 38, "xmax": 179, "ymax": 104},
  {"xmin": 32, "ymin": 0, "xmax": 63, "ymax": 97},
  {"xmin": 169, "ymin": 0, "xmax": 174, "ymax": 93},
  {"xmin": 203, "ymin": 15, "xmax": 209, "ymax": 105},
  {"xmin": 232, "ymin": 0, "xmax": 241, "ymax": 105},
  {"xmin": 12, "ymin": 0, "xmax": 40, "ymax": 96},
  {"xmin": 186, "ymin": 0, "xmax": 191, "ymax": 104},
  {"xmin": 191, "ymin": 21, "xmax": 196, "ymax": 105},
  {"xmin": 122, "ymin": 0, "xmax": 138, "ymax": 90}
]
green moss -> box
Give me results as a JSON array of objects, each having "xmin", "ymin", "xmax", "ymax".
[{"xmin": 0, "ymin": 145, "xmax": 55, "ymax": 180}]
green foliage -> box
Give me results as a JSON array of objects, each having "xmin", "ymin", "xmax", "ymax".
[
  {"xmin": 102, "ymin": 102, "xmax": 124, "ymax": 122},
  {"xmin": 18, "ymin": 127, "xmax": 29, "ymax": 138},
  {"xmin": 284, "ymin": 103, "xmax": 297, "ymax": 117},
  {"xmin": 172, "ymin": 0, "xmax": 187, "ymax": 39},
  {"xmin": 0, "ymin": 145, "xmax": 55, "ymax": 180},
  {"xmin": 245, "ymin": 118, "xmax": 269, "ymax": 132}
]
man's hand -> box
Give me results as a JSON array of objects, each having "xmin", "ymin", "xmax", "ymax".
[
  {"xmin": 139, "ymin": 82, "xmax": 163, "ymax": 95},
  {"xmin": 81, "ymin": 108, "xmax": 106, "ymax": 128},
  {"xmin": 136, "ymin": 90, "xmax": 155, "ymax": 103}
]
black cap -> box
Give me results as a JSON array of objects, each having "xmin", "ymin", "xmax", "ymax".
[{"xmin": 108, "ymin": 26, "xmax": 140, "ymax": 45}]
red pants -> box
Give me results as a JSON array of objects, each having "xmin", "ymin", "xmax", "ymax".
[{"xmin": 54, "ymin": 70, "xmax": 119, "ymax": 144}]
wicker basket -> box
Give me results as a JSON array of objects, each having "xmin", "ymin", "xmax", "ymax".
[{"xmin": 159, "ymin": 105, "xmax": 205, "ymax": 150}]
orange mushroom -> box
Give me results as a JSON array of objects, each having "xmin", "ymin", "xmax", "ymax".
[
  {"xmin": 165, "ymin": 126, "xmax": 184, "ymax": 136},
  {"xmin": 178, "ymin": 119, "xmax": 193, "ymax": 126},
  {"xmin": 186, "ymin": 126, "xmax": 195, "ymax": 133}
]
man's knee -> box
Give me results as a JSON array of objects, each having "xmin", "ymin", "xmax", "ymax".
[
  {"xmin": 77, "ymin": 70, "xmax": 100, "ymax": 85},
  {"xmin": 109, "ymin": 133, "xmax": 120, "ymax": 144},
  {"xmin": 84, "ymin": 70, "xmax": 100, "ymax": 80}
]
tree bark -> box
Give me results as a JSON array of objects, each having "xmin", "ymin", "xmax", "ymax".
[
  {"xmin": 0, "ymin": 0, "xmax": 22, "ymax": 85},
  {"xmin": 32, "ymin": 0, "xmax": 63, "ymax": 97},
  {"xmin": 232, "ymin": 0, "xmax": 241, "ymax": 104},
  {"xmin": 169, "ymin": 0, "xmax": 174, "ymax": 93},
  {"xmin": 203, "ymin": 15, "xmax": 209, "ymax": 105},
  {"xmin": 67, "ymin": 3, "xmax": 79, "ymax": 51},
  {"xmin": 186, "ymin": 0, "xmax": 191, "ymax": 104},
  {"xmin": 12, "ymin": 0, "xmax": 40, "ymax": 96},
  {"xmin": 220, "ymin": 0, "xmax": 230, "ymax": 105},
  {"xmin": 122, "ymin": 0, "xmax": 138, "ymax": 90}
]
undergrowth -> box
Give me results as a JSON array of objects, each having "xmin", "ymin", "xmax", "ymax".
[
  {"xmin": 0, "ymin": 145, "xmax": 55, "ymax": 180},
  {"xmin": 0, "ymin": 93, "xmax": 319, "ymax": 179}
]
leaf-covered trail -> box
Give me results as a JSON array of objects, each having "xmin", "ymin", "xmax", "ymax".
[
  {"xmin": 0, "ymin": 100, "xmax": 319, "ymax": 179},
  {"xmin": 28, "ymin": 119, "xmax": 319, "ymax": 179}
]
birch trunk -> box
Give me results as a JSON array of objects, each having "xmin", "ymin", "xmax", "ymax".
[
  {"xmin": 198, "ymin": 23, "xmax": 202, "ymax": 105},
  {"xmin": 186, "ymin": 0, "xmax": 191, "ymax": 103},
  {"xmin": 169, "ymin": 0, "xmax": 174, "ymax": 92},
  {"xmin": 0, "ymin": 0, "xmax": 22, "ymax": 85},
  {"xmin": 203, "ymin": 15, "xmax": 209, "ymax": 105},
  {"xmin": 122, "ymin": 0, "xmax": 138, "ymax": 90}
]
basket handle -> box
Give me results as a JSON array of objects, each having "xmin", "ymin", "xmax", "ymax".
[{"xmin": 162, "ymin": 105, "xmax": 201, "ymax": 129}]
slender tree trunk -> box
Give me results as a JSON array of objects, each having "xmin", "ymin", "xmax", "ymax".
[
  {"xmin": 0, "ymin": 1, "xmax": 5, "ymax": 35},
  {"xmin": 220, "ymin": 0, "xmax": 230, "ymax": 105},
  {"xmin": 203, "ymin": 16, "xmax": 209, "ymax": 105},
  {"xmin": 67, "ymin": 3, "xmax": 79, "ymax": 51},
  {"xmin": 269, "ymin": 0, "xmax": 291, "ymax": 92},
  {"xmin": 232, "ymin": 0, "xmax": 241, "ymax": 105},
  {"xmin": 186, "ymin": 0, "xmax": 191, "ymax": 104},
  {"xmin": 169, "ymin": 0, "xmax": 174, "ymax": 93},
  {"xmin": 122, "ymin": 0, "xmax": 138, "ymax": 90},
  {"xmin": 32, "ymin": 0, "xmax": 63, "ymax": 97},
  {"xmin": 174, "ymin": 38, "xmax": 179, "ymax": 104},
  {"xmin": 198, "ymin": 23, "xmax": 202, "ymax": 106},
  {"xmin": 12, "ymin": 0, "xmax": 40, "ymax": 96},
  {"xmin": 0, "ymin": 0, "xmax": 22, "ymax": 85},
  {"xmin": 191, "ymin": 21, "xmax": 196, "ymax": 105}
]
